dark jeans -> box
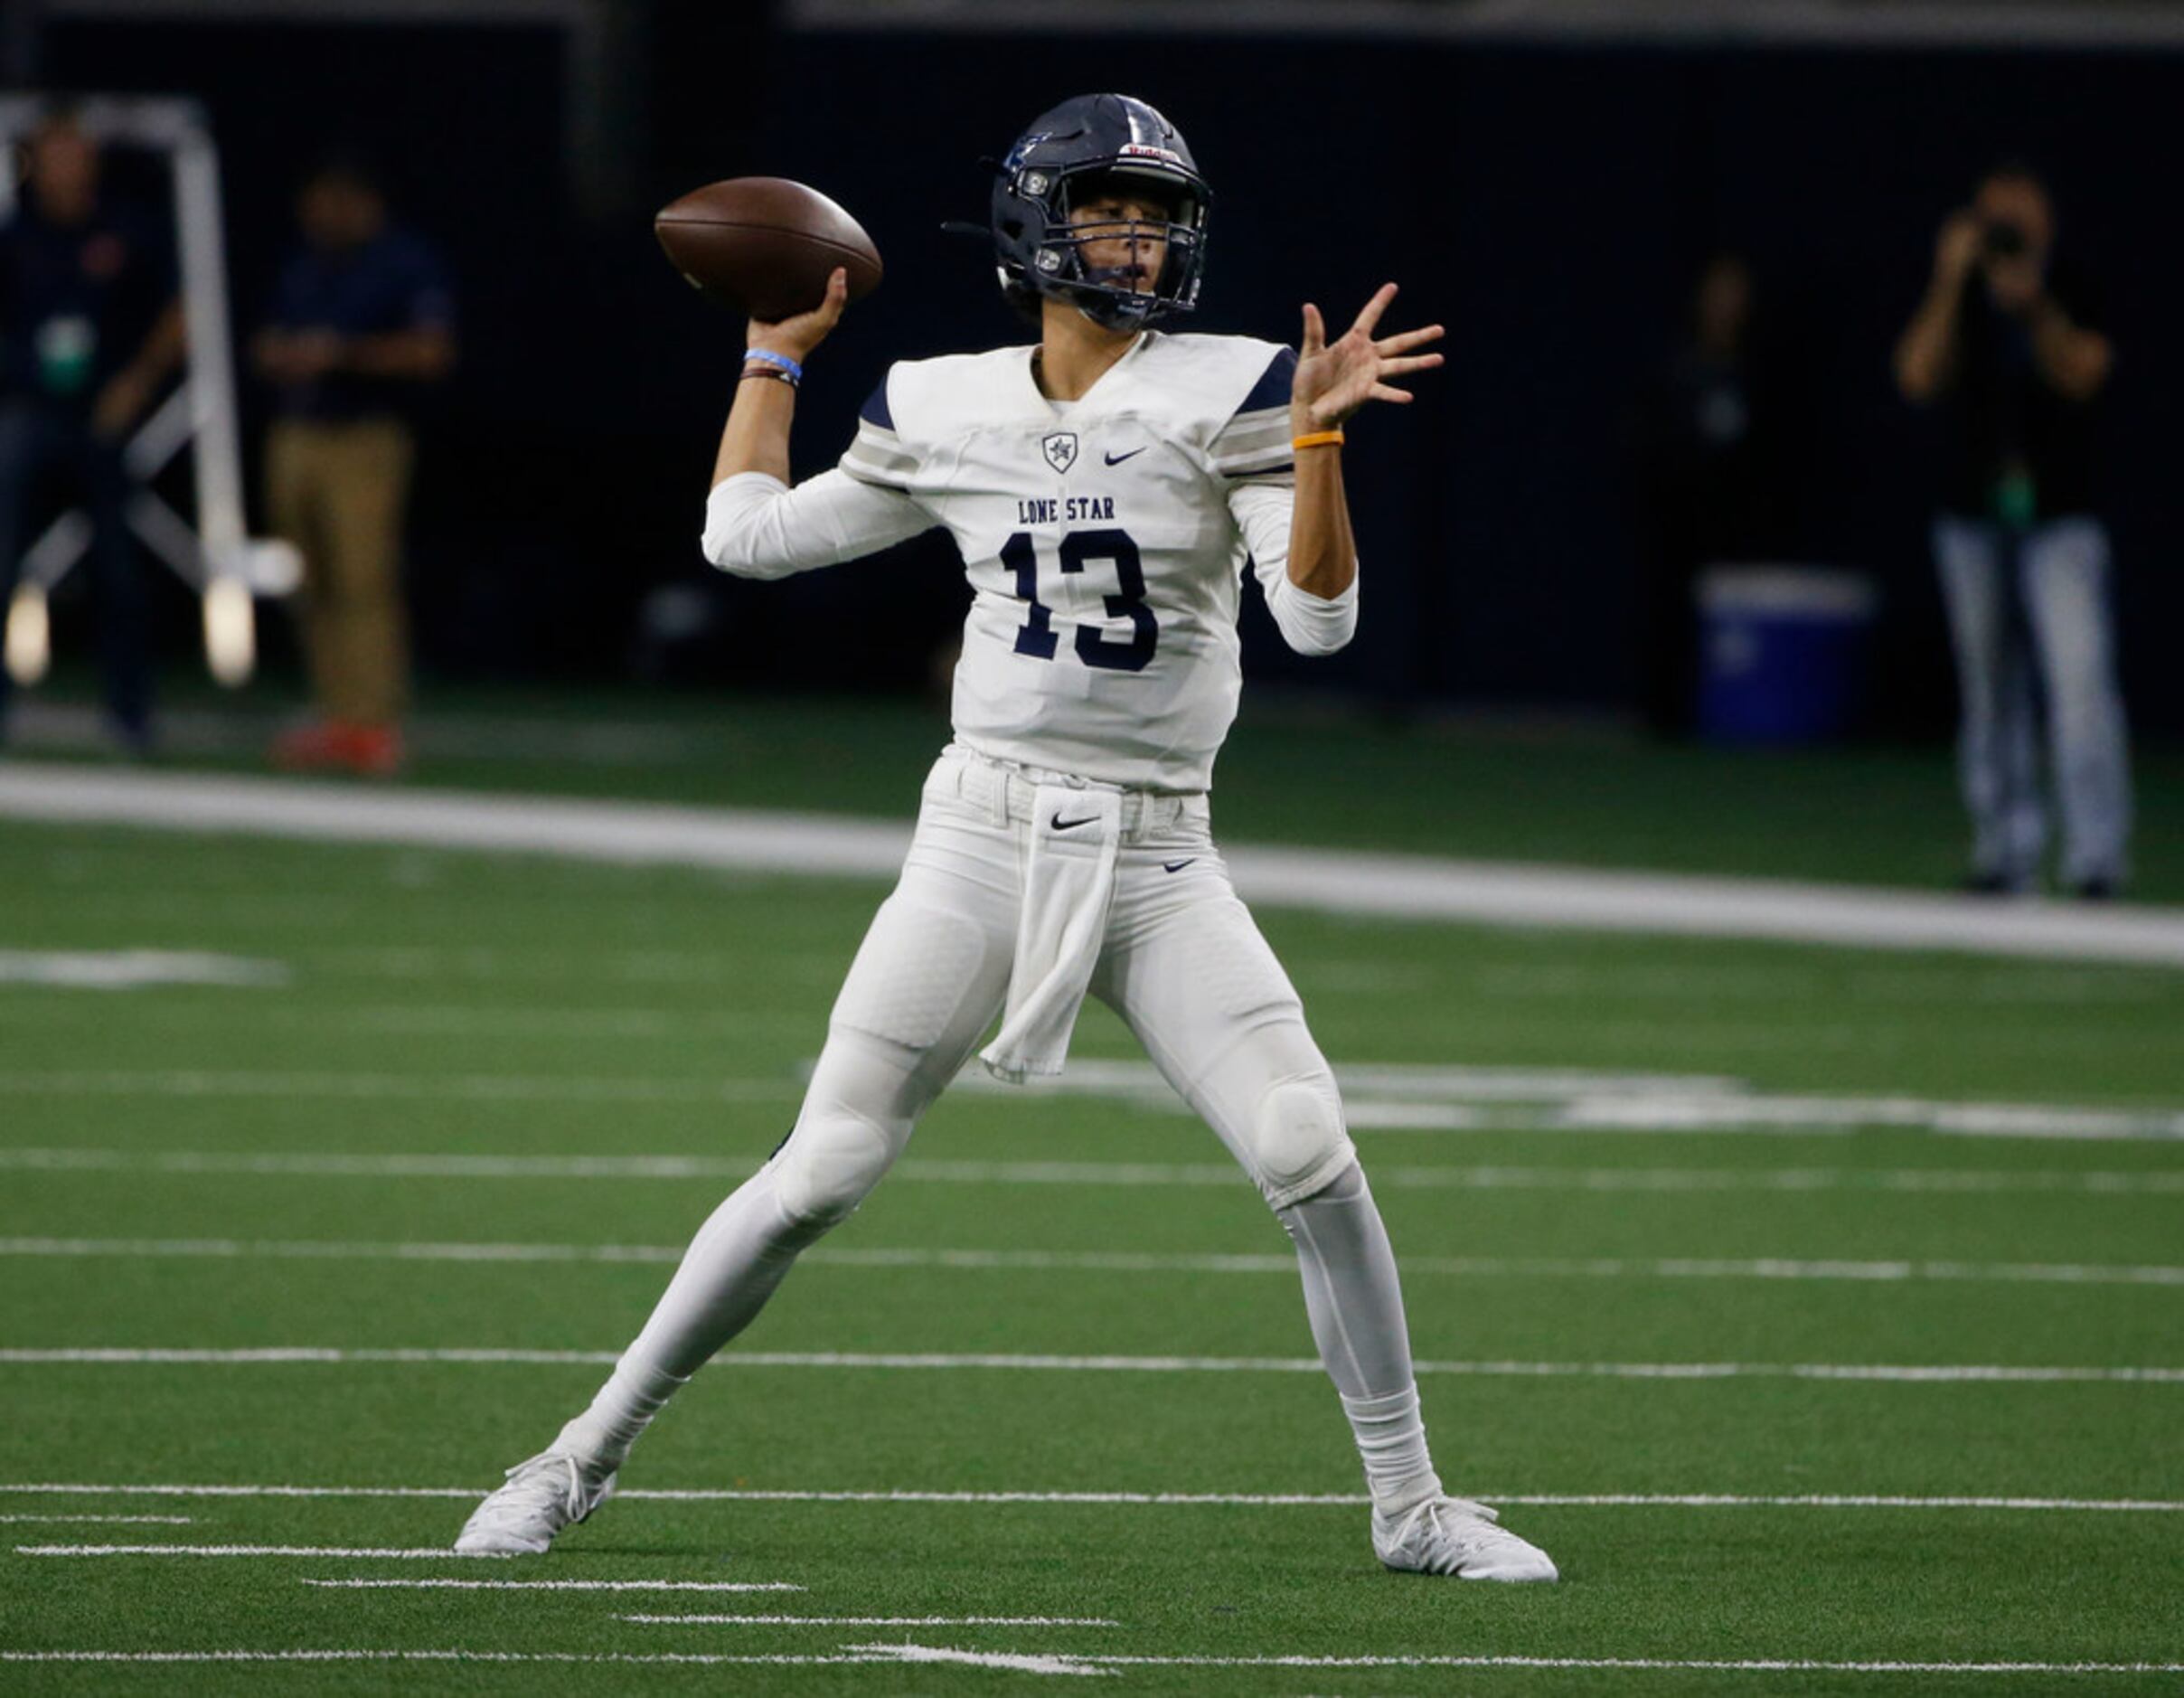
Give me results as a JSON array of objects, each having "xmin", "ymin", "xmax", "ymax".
[
  {"xmin": 1932, "ymin": 514, "xmax": 2132, "ymax": 887},
  {"xmin": 0, "ymin": 398, "xmax": 154, "ymax": 740}
]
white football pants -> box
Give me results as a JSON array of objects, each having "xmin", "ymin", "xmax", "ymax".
[
  {"xmin": 570, "ymin": 748, "xmax": 1435, "ymax": 1499},
  {"xmin": 783, "ymin": 743, "xmax": 1360, "ymax": 1220}
]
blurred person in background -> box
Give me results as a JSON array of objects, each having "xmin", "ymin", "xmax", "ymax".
[
  {"xmin": 1894, "ymin": 165, "xmax": 2128, "ymax": 898},
  {"xmin": 1628, "ymin": 251, "xmax": 1784, "ymax": 737},
  {"xmin": 253, "ymin": 154, "xmax": 454, "ymax": 778},
  {"xmin": 0, "ymin": 106, "xmax": 183, "ymax": 754}
]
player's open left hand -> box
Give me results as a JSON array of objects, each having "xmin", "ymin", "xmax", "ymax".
[
  {"xmin": 1292, "ymin": 283, "xmax": 1445, "ymax": 432},
  {"xmin": 748, "ymin": 266, "xmax": 851, "ymax": 363}
]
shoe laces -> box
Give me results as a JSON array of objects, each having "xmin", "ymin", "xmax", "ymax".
[
  {"xmin": 481, "ymin": 1453, "xmax": 588, "ymax": 1526},
  {"xmin": 1390, "ymin": 1495, "xmax": 1503, "ymax": 1557}
]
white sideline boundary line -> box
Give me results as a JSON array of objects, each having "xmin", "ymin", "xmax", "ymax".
[
  {"xmin": 0, "ymin": 1648, "xmax": 2178, "ymax": 1675},
  {"xmin": 0, "ymin": 1514, "xmax": 190, "ymax": 1524},
  {"xmin": 5, "ymin": 1236, "xmax": 2181, "ymax": 1288},
  {"xmin": 7, "ymin": 1483, "xmax": 2179, "ymax": 1513},
  {"xmin": 7, "ymin": 1146, "xmax": 2183, "ymax": 1193},
  {"xmin": 3, "ymin": 1347, "xmax": 2179, "ymax": 1382},
  {"xmin": 6, "ymin": 760, "xmax": 2183, "ymax": 966}
]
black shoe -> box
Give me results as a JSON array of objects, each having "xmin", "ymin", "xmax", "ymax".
[
  {"xmin": 2070, "ymin": 877, "xmax": 2123, "ymax": 902},
  {"xmin": 1961, "ymin": 871, "xmax": 2029, "ymax": 897}
]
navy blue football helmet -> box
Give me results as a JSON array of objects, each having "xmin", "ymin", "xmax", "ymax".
[{"xmin": 991, "ymin": 94, "xmax": 1210, "ymax": 330}]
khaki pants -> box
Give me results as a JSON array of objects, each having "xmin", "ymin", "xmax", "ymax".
[{"xmin": 265, "ymin": 417, "xmax": 415, "ymax": 728}]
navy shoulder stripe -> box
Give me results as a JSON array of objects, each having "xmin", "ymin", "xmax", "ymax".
[
  {"xmin": 1235, "ymin": 346, "xmax": 1296, "ymax": 416},
  {"xmin": 858, "ymin": 373, "xmax": 893, "ymax": 430}
]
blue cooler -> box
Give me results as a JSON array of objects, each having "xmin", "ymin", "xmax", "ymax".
[{"xmin": 1696, "ymin": 566, "xmax": 1879, "ymax": 745}]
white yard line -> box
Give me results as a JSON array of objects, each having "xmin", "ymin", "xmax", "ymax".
[
  {"xmin": 965, "ymin": 1061, "xmax": 2184, "ymax": 1142},
  {"xmin": 15, "ymin": 1545, "xmax": 506, "ymax": 1559},
  {"xmin": 5, "ymin": 1236, "xmax": 2181, "ymax": 1288},
  {"xmin": 5, "ymin": 1054, "xmax": 2182, "ymax": 1138},
  {"xmin": 0, "ymin": 1651, "xmax": 871, "ymax": 1665},
  {"xmin": 0, "ymin": 951, "xmax": 287, "ymax": 990},
  {"xmin": 302, "ymin": 1579, "xmax": 804, "ymax": 1591},
  {"xmin": 0, "ymin": 1073, "xmax": 798, "ymax": 1105},
  {"xmin": 0, "ymin": 1649, "xmax": 1072, "ymax": 1672},
  {"xmin": 875, "ymin": 1647, "xmax": 2184, "ymax": 1676},
  {"xmin": 3, "ymin": 1347, "xmax": 2178, "ymax": 1382},
  {"xmin": 620, "ymin": 1614, "xmax": 1119, "ymax": 1627},
  {"xmin": 0, "ymin": 1147, "xmax": 772, "ymax": 1181},
  {"xmin": 7, "ymin": 1647, "xmax": 2173, "ymax": 1676},
  {"xmin": 0, "ymin": 1514, "xmax": 190, "ymax": 1524},
  {"xmin": 6, "ymin": 1482, "xmax": 2178, "ymax": 1512},
  {"xmin": 5, "ymin": 1146, "xmax": 2181, "ymax": 1193},
  {"xmin": 6, "ymin": 760, "xmax": 2182, "ymax": 965}
]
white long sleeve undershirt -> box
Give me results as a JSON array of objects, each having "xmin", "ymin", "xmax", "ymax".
[
  {"xmin": 702, "ymin": 469, "xmax": 930, "ymax": 581},
  {"xmin": 702, "ymin": 470, "xmax": 1357, "ymax": 656},
  {"xmin": 1227, "ymin": 480, "xmax": 1359, "ymax": 656}
]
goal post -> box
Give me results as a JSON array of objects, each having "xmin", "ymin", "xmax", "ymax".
[{"xmin": 0, "ymin": 93, "xmax": 300, "ymax": 692}]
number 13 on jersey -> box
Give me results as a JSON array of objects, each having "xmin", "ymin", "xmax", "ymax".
[{"xmin": 1001, "ymin": 528, "xmax": 1158, "ymax": 674}]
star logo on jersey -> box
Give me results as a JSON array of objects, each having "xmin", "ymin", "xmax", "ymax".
[{"xmin": 1040, "ymin": 431, "xmax": 1079, "ymax": 475}]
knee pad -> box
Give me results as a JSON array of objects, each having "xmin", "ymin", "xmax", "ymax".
[
  {"xmin": 1250, "ymin": 1070, "xmax": 1353, "ymax": 1210},
  {"xmin": 771, "ymin": 1105, "xmax": 899, "ymax": 1229}
]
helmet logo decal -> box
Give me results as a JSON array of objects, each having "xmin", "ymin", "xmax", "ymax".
[{"xmin": 1040, "ymin": 432, "xmax": 1079, "ymax": 475}]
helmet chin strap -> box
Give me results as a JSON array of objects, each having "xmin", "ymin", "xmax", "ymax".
[{"xmin": 1072, "ymin": 296, "xmax": 1152, "ymax": 332}]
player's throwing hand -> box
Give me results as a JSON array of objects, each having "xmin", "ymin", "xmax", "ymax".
[
  {"xmin": 749, "ymin": 265, "xmax": 851, "ymax": 363},
  {"xmin": 1292, "ymin": 282, "xmax": 1445, "ymax": 431}
]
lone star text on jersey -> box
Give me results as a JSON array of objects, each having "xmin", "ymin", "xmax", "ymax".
[{"xmin": 1018, "ymin": 495, "xmax": 1119, "ymax": 524}]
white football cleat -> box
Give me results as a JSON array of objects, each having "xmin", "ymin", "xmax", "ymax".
[
  {"xmin": 453, "ymin": 1451, "xmax": 617, "ymax": 1556},
  {"xmin": 1373, "ymin": 1495, "xmax": 1558, "ymax": 1582}
]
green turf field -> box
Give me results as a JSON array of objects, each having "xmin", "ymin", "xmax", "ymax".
[{"xmin": 1, "ymin": 815, "xmax": 2180, "ymax": 1693}]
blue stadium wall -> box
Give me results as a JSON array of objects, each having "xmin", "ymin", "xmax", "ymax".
[{"xmin": 43, "ymin": 13, "xmax": 2184, "ymax": 734}]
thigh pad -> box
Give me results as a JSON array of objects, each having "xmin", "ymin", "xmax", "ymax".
[{"xmin": 831, "ymin": 896, "xmax": 993, "ymax": 1052}]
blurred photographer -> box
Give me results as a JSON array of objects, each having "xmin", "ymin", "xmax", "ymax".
[
  {"xmin": 0, "ymin": 108, "xmax": 183, "ymax": 753},
  {"xmin": 253, "ymin": 155, "xmax": 455, "ymax": 778},
  {"xmin": 1894, "ymin": 165, "xmax": 2129, "ymax": 897}
]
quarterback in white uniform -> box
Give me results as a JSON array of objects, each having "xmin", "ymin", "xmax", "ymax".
[{"xmin": 457, "ymin": 93, "xmax": 1557, "ymax": 1583}]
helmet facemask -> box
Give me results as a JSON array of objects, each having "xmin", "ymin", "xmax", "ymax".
[
  {"xmin": 989, "ymin": 99, "xmax": 1212, "ymax": 332},
  {"xmin": 1024, "ymin": 165, "xmax": 1207, "ymax": 329}
]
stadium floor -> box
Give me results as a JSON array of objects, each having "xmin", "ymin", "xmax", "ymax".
[
  {"xmin": 0, "ymin": 690, "xmax": 2175, "ymax": 1678},
  {"xmin": 1, "ymin": 767, "xmax": 2179, "ymax": 1692}
]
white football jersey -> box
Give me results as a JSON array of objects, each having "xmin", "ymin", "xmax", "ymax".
[{"xmin": 837, "ymin": 331, "xmax": 1320, "ymax": 791}]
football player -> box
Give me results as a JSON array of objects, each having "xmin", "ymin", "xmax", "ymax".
[{"xmin": 457, "ymin": 93, "xmax": 1557, "ymax": 1583}]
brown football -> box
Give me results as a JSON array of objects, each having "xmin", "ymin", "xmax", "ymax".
[{"xmin": 654, "ymin": 177, "xmax": 883, "ymax": 323}]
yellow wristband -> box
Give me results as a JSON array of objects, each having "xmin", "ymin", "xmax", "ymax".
[{"xmin": 1292, "ymin": 429, "xmax": 1345, "ymax": 451}]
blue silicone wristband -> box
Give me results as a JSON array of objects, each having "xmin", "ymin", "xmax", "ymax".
[{"xmin": 742, "ymin": 349, "xmax": 805, "ymax": 385}]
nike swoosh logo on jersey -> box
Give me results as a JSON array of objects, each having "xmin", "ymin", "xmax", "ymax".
[
  {"xmin": 1050, "ymin": 813, "xmax": 1100, "ymax": 832},
  {"xmin": 1104, "ymin": 447, "xmax": 1147, "ymax": 465},
  {"xmin": 1162, "ymin": 858, "xmax": 1197, "ymax": 873}
]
